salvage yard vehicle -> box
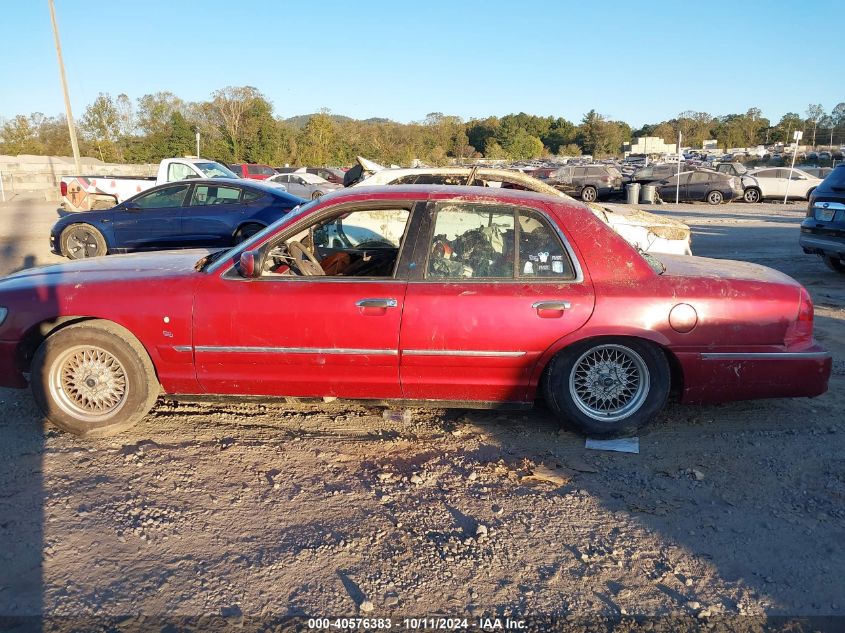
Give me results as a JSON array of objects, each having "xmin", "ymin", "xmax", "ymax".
[
  {"xmin": 547, "ymin": 165, "xmax": 623, "ymax": 202},
  {"xmin": 742, "ymin": 167, "xmax": 822, "ymax": 203},
  {"xmin": 654, "ymin": 170, "xmax": 743, "ymax": 204},
  {"xmin": 60, "ymin": 158, "xmax": 240, "ymax": 212},
  {"xmin": 0, "ymin": 186, "xmax": 830, "ymax": 439},
  {"xmin": 228, "ymin": 163, "xmax": 277, "ymax": 180},
  {"xmin": 353, "ymin": 163, "xmax": 692, "ymax": 255},
  {"xmin": 266, "ymin": 172, "xmax": 342, "ymax": 199},
  {"xmin": 800, "ymin": 164, "xmax": 845, "ymax": 273},
  {"xmin": 50, "ymin": 179, "xmax": 304, "ymax": 259}
]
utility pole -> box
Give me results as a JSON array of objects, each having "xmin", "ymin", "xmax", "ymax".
[{"xmin": 48, "ymin": 0, "xmax": 81, "ymax": 173}]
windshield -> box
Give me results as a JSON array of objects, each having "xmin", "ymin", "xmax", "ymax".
[
  {"xmin": 203, "ymin": 198, "xmax": 321, "ymax": 272},
  {"xmin": 196, "ymin": 162, "xmax": 240, "ymax": 179}
]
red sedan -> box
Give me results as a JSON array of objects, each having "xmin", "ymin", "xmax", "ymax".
[{"xmin": 0, "ymin": 186, "xmax": 831, "ymax": 438}]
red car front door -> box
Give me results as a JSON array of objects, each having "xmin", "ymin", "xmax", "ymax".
[
  {"xmin": 190, "ymin": 200, "xmax": 418, "ymax": 399},
  {"xmin": 398, "ymin": 201, "xmax": 595, "ymax": 403},
  {"xmin": 192, "ymin": 276, "xmax": 406, "ymax": 398}
]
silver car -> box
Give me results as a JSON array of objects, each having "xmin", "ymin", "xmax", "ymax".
[{"xmin": 266, "ymin": 172, "xmax": 341, "ymax": 199}]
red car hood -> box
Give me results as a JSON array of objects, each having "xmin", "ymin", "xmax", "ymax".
[
  {"xmin": 0, "ymin": 249, "xmax": 216, "ymax": 289},
  {"xmin": 657, "ymin": 254, "xmax": 800, "ymax": 286}
]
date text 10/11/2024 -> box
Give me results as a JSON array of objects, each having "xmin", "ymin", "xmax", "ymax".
[{"xmin": 307, "ymin": 617, "xmax": 527, "ymax": 630}]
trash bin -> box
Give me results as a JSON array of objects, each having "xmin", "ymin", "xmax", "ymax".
[
  {"xmin": 640, "ymin": 184, "xmax": 656, "ymax": 204},
  {"xmin": 625, "ymin": 183, "xmax": 641, "ymax": 205}
]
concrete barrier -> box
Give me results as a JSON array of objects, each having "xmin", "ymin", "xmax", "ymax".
[{"xmin": 0, "ymin": 155, "xmax": 157, "ymax": 201}]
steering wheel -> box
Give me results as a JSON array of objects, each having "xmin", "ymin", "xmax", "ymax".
[{"xmin": 287, "ymin": 240, "xmax": 324, "ymax": 276}]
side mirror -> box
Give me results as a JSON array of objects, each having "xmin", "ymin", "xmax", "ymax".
[{"xmin": 238, "ymin": 250, "xmax": 262, "ymax": 278}]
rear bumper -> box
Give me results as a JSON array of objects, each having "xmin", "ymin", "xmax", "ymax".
[
  {"xmin": 0, "ymin": 340, "xmax": 27, "ymax": 388},
  {"xmin": 799, "ymin": 232, "xmax": 845, "ymax": 258},
  {"xmin": 676, "ymin": 345, "xmax": 831, "ymax": 404}
]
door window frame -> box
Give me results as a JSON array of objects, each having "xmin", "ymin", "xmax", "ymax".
[{"xmin": 220, "ymin": 199, "xmax": 427, "ymax": 283}]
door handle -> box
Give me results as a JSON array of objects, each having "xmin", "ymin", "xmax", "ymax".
[
  {"xmin": 532, "ymin": 301, "xmax": 571, "ymax": 311},
  {"xmin": 356, "ymin": 298, "xmax": 398, "ymax": 309}
]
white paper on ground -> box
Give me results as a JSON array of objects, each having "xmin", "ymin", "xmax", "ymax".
[{"xmin": 585, "ymin": 437, "xmax": 640, "ymax": 454}]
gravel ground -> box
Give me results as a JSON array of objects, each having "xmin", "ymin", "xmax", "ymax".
[{"xmin": 0, "ymin": 196, "xmax": 843, "ymax": 632}]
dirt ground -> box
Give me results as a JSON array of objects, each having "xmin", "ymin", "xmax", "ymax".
[{"xmin": 0, "ymin": 196, "xmax": 843, "ymax": 632}]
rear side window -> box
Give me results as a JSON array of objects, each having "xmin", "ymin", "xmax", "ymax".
[
  {"xmin": 242, "ymin": 190, "xmax": 264, "ymax": 202},
  {"xmin": 819, "ymin": 165, "xmax": 845, "ymax": 191},
  {"xmin": 518, "ymin": 209, "xmax": 574, "ymax": 279}
]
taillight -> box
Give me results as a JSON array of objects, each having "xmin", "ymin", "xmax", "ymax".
[
  {"xmin": 60, "ymin": 181, "xmax": 67, "ymax": 196},
  {"xmin": 784, "ymin": 287, "xmax": 814, "ymax": 347}
]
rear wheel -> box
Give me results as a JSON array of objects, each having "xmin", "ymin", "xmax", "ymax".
[
  {"xmin": 311, "ymin": 190, "xmax": 324, "ymax": 200},
  {"xmin": 60, "ymin": 224, "xmax": 107, "ymax": 259},
  {"xmin": 234, "ymin": 223, "xmax": 264, "ymax": 244},
  {"xmin": 544, "ymin": 338, "xmax": 670, "ymax": 437},
  {"xmin": 580, "ymin": 186, "xmax": 598, "ymax": 202},
  {"xmin": 743, "ymin": 187, "xmax": 761, "ymax": 203},
  {"xmin": 822, "ymin": 255, "xmax": 845, "ymax": 273},
  {"xmin": 30, "ymin": 321, "xmax": 160, "ymax": 438},
  {"xmin": 706, "ymin": 190, "xmax": 724, "ymax": 205}
]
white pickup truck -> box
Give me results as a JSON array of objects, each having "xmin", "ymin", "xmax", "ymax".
[{"xmin": 59, "ymin": 158, "xmax": 240, "ymax": 212}]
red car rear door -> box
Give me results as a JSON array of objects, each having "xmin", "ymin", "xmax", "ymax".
[{"xmin": 399, "ymin": 200, "xmax": 595, "ymax": 403}]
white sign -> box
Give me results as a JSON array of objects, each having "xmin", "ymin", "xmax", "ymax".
[{"xmin": 793, "ymin": 130, "xmax": 803, "ymax": 141}]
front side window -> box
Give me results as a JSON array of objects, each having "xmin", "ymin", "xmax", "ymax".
[
  {"xmin": 133, "ymin": 184, "xmax": 190, "ymax": 209},
  {"xmin": 427, "ymin": 203, "xmax": 515, "ymax": 279},
  {"xmin": 260, "ymin": 207, "xmax": 412, "ymax": 279},
  {"xmin": 191, "ymin": 185, "xmax": 241, "ymax": 206},
  {"xmin": 196, "ymin": 162, "xmax": 239, "ymax": 178}
]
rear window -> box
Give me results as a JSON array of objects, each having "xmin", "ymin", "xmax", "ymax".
[{"xmin": 818, "ymin": 165, "xmax": 845, "ymax": 192}]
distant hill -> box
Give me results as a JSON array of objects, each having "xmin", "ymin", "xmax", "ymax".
[{"xmin": 282, "ymin": 114, "xmax": 394, "ymax": 128}]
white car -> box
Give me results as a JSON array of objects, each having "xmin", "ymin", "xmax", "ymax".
[
  {"xmin": 353, "ymin": 161, "xmax": 692, "ymax": 256},
  {"xmin": 266, "ymin": 172, "xmax": 341, "ymax": 199},
  {"xmin": 742, "ymin": 167, "xmax": 822, "ymax": 203}
]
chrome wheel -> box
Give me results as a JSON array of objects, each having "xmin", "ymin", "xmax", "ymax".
[
  {"xmin": 49, "ymin": 345, "xmax": 128, "ymax": 422},
  {"xmin": 743, "ymin": 188, "xmax": 760, "ymax": 203},
  {"xmin": 707, "ymin": 191, "xmax": 723, "ymax": 205},
  {"xmin": 568, "ymin": 344, "xmax": 649, "ymax": 422}
]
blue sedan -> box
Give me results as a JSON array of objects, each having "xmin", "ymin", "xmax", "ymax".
[{"xmin": 50, "ymin": 179, "xmax": 305, "ymax": 259}]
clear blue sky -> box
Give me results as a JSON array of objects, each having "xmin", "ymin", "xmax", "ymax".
[{"xmin": 1, "ymin": 0, "xmax": 842, "ymax": 127}]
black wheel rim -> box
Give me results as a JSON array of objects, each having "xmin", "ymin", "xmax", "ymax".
[{"xmin": 65, "ymin": 229, "xmax": 100, "ymax": 259}]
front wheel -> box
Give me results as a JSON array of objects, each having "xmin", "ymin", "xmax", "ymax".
[
  {"xmin": 311, "ymin": 190, "xmax": 324, "ymax": 200},
  {"xmin": 61, "ymin": 224, "xmax": 107, "ymax": 259},
  {"xmin": 706, "ymin": 190, "xmax": 724, "ymax": 205},
  {"xmin": 543, "ymin": 338, "xmax": 670, "ymax": 437},
  {"xmin": 822, "ymin": 255, "xmax": 845, "ymax": 274},
  {"xmin": 580, "ymin": 186, "xmax": 597, "ymax": 202},
  {"xmin": 30, "ymin": 321, "xmax": 160, "ymax": 438},
  {"xmin": 743, "ymin": 187, "xmax": 761, "ymax": 203}
]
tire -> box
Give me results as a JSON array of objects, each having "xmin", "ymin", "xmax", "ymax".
[
  {"xmin": 743, "ymin": 187, "xmax": 761, "ymax": 203},
  {"xmin": 580, "ymin": 186, "xmax": 598, "ymax": 202},
  {"xmin": 30, "ymin": 320, "xmax": 160, "ymax": 438},
  {"xmin": 806, "ymin": 187, "xmax": 816, "ymax": 200},
  {"xmin": 234, "ymin": 223, "xmax": 264, "ymax": 244},
  {"xmin": 60, "ymin": 224, "xmax": 107, "ymax": 259},
  {"xmin": 543, "ymin": 338, "xmax": 670, "ymax": 438},
  {"xmin": 706, "ymin": 190, "xmax": 724, "ymax": 205},
  {"xmin": 311, "ymin": 190, "xmax": 324, "ymax": 200},
  {"xmin": 822, "ymin": 255, "xmax": 845, "ymax": 274}
]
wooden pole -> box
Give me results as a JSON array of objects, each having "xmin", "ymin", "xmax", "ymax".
[{"xmin": 48, "ymin": 0, "xmax": 81, "ymax": 173}]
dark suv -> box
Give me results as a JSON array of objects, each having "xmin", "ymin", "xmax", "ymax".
[
  {"xmin": 800, "ymin": 164, "xmax": 845, "ymax": 273},
  {"xmin": 549, "ymin": 165, "xmax": 622, "ymax": 202}
]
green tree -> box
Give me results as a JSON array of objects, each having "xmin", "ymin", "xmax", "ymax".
[
  {"xmin": 483, "ymin": 139, "xmax": 509, "ymax": 160},
  {"xmin": 0, "ymin": 115, "xmax": 41, "ymax": 154},
  {"xmin": 504, "ymin": 129, "xmax": 544, "ymax": 159},
  {"xmin": 806, "ymin": 104, "xmax": 825, "ymax": 148},
  {"xmin": 80, "ymin": 92, "xmax": 123, "ymax": 161},
  {"xmin": 298, "ymin": 110, "xmax": 337, "ymax": 166}
]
